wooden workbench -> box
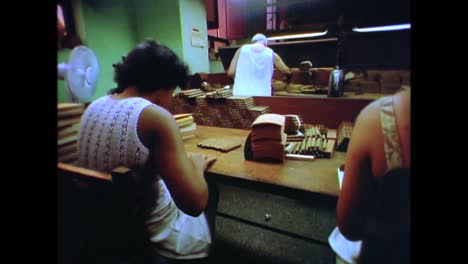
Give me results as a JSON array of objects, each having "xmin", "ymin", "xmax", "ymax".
[{"xmin": 184, "ymin": 125, "xmax": 344, "ymax": 197}]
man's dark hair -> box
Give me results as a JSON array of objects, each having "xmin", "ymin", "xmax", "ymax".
[{"xmin": 109, "ymin": 39, "xmax": 189, "ymax": 94}]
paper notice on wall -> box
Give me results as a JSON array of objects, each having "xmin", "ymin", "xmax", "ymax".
[{"xmin": 191, "ymin": 28, "xmax": 204, "ymax": 47}]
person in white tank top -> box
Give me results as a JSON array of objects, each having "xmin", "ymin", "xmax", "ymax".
[
  {"xmin": 77, "ymin": 40, "xmax": 218, "ymax": 262},
  {"xmin": 228, "ymin": 33, "xmax": 292, "ymax": 96}
]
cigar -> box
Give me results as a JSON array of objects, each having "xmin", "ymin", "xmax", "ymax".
[
  {"xmin": 285, "ymin": 153, "xmax": 315, "ymax": 161},
  {"xmin": 292, "ymin": 141, "xmax": 300, "ymax": 154},
  {"xmin": 315, "ymin": 137, "xmax": 322, "ymax": 151},
  {"xmin": 285, "ymin": 143, "xmax": 295, "ymax": 153},
  {"xmin": 322, "ymin": 138, "xmax": 328, "ymax": 152},
  {"xmin": 300, "ymin": 138, "xmax": 307, "ymax": 154},
  {"xmin": 324, "ymin": 139, "xmax": 336, "ymax": 159},
  {"xmin": 307, "ymin": 137, "xmax": 313, "ymax": 152},
  {"xmin": 311, "ymin": 137, "xmax": 316, "ymax": 152}
]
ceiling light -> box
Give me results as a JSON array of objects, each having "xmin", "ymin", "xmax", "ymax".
[
  {"xmin": 352, "ymin": 23, "xmax": 411, "ymax": 33},
  {"xmin": 268, "ymin": 30, "xmax": 328, "ymax": 41}
]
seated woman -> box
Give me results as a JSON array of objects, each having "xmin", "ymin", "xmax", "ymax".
[
  {"xmin": 77, "ymin": 40, "xmax": 217, "ymax": 262},
  {"xmin": 336, "ymin": 88, "xmax": 410, "ymax": 264}
]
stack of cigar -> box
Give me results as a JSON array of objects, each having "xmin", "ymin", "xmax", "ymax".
[
  {"xmin": 284, "ymin": 123, "xmax": 337, "ymax": 159},
  {"xmin": 250, "ymin": 114, "xmax": 286, "ymax": 162},
  {"xmin": 193, "ymin": 96, "xmax": 216, "ymax": 127},
  {"xmin": 192, "ymin": 96, "xmax": 215, "ymax": 127},
  {"xmin": 174, "ymin": 113, "xmax": 197, "ymax": 140},
  {"xmin": 284, "ymin": 114, "xmax": 305, "ymax": 142},
  {"xmin": 227, "ymin": 96, "xmax": 256, "ymax": 129},
  {"xmin": 172, "ymin": 94, "xmax": 271, "ymax": 130},
  {"xmin": 249, "ymin": 106, "xmax": 271, "ymax": 121},
  {"xmin": 227, "ymin": 96, "xmax": 255, "ymax": 109},
  {"xmin": 209, "ymin": 100, "xmax": 233, "ymax": 128},
  {"xmin": 336, "ymin": 121, "xmax": 353, "ymax": 151},
  {"xmin": 58, "ymin": 103, "xmax": 86, "ymax": 164},
  {"xmin": 171, "ymin": 95, "xmax": 195, "ymax": 114},
  {"xmin": 195, "ymin": 96, "xmax": 233, "ymax": 128},
  {"xmin": 284, "ymin": 114, "xmax": 302, "ymax": 132}
]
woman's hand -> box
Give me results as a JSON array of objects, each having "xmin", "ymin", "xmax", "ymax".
[{"xmin": 188, "ymin": 153, "xmax": 217, "ymax": 172}]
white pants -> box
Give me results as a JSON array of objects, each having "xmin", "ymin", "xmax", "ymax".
[
  {"xmin": 329, "ymin": 227, "xmax": 362, "ymax": 264},
  {"xmin": 336, "ymin": 254, "xmax": 351, "ymax": 264}
]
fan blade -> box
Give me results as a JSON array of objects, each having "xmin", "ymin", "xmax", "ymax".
[{"xmin": 66, "ymin": 46, "xmax": 100, "ymax": 102}]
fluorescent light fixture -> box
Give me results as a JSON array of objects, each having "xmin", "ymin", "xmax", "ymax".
[
  {"xmin": 352, "ymin": 23, "xmax": 411, "ymax": 32},
  {"xmin": 268, "ymin": 30, "xmax": 328, "ymax": 41}
]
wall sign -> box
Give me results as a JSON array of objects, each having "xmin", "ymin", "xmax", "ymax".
[{"xmin": 191, "ymin": 28, "xmax": 204, "ymax": 48}]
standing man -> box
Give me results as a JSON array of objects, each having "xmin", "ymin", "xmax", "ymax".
[{"xmin": 228, "ymin": 33, "xmax": 291, "ymax": 96}]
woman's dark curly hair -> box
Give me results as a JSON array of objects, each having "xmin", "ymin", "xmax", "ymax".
[{"xmin": 109, "ymin": 39, "xmax": 189, "ymax": 94}]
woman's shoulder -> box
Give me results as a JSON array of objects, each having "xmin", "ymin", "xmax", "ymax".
[
  {"xmin": 357, "ymin": 98, "xmax": 381, "ymax": 123},
  {"xmin": 137, "ymin": 103, "xmax": 179, "ymax": 146},
  {"xmin": 139, "ymin": 103, "xmax": 175, "ymax": 126},
  {"xmin": 84, "ymin": 95, "xmax": 110, "ymax": 110}
]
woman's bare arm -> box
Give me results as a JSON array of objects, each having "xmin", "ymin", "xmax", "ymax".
[
  {"xmin": 227, "ymin": 48, "xmax": 241, "ymax": 78},
  {"xmin": 140, "ymin": 105, "xmax": 215, "ymax": 216},
  {"xmin": 337, "ymin": 102, "xmax": 379, "ymax": 241}
]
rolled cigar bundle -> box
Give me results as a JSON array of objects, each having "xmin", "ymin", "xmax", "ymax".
[{"xmin": 293, "ymin": 122, "xmax": 337, "ymax": 158}]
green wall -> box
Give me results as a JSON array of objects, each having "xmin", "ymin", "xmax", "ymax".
[
  {"xmin": 58, "ymin": 0, "xmax": 136, "ymax": 103},
  {"xmin": 210, "ymin": 60, "xmax": 226, "ymax": 73},
  {"xmin": 132, "ymin": 0, "xmax": 210, "ymax": 73},
  {"xmin": 57, "ymin": 0, "xmax": 211, "ymax": 103},
  {"xmin": 180, "ymin": 0, "xmax": 209, "ymax": 73},
  {"xmin": 131, "ymin": 0, "xmax": 184, "ymax": 59}
]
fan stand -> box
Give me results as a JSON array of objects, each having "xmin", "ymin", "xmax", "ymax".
[{"xmin": 68, "ymin": 91, "xmax": 79, "ymax": 103}]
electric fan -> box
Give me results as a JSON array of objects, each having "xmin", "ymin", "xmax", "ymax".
[{"xmin": 58, "ymin": 46, "xmax": 99, "ymax": 102}]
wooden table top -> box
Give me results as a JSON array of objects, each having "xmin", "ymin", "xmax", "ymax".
[{"xmin": 184, "ymin": 125, "xmax": 345, "ymax": 197}]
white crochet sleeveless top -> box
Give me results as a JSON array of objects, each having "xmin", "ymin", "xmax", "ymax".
[
  {"xmin": 78, "ymin": 95, "xmax": 152, "ymax": 171},
  {"xmin": 77, "ymin": 95, "xmax": 211, "ymax": 259}
]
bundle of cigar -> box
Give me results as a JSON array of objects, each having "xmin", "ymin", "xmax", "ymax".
[
  {"xmin": 227, "ymin": 96, "xmax": 255, "ymax": 109},
  {"xmin": 176, "ymin": 88, "xmax": 205, "ymax": 98},
  {"xmin": 171, "ymin": 95, "xmax": 195, "ymax": 114},
  {"xmin": 193, "ymin": 96, "xmax": 232, "ymax": 127},
  {"xmin": 284, "ymin": 123, "xmax": 337, "ymax": 159},
  {"xmin": 58, "ymin": 103, "xmax": 86, "ymax": 164},
  {"xmin": 227, "ymin": 96, "xmax": 257, "ymax": 129},
  {"xmin": 283, "ymin": 114, "xmax": 305, "ymax": 142},
  {"xmin": 174, "ymin": 113, "xmax": 197, "ymax": 140},
  {"xmin": 284, "ymin": 114, "xmax": 303, "ymax": 133},
  {"xmin": 272, "ymin": 80, "xmax": 288, "ymax": 91},
  {"xmin": 171, "ymin": 94, "xmax": 271, "ymax": 129},
  {"xmin": 249, "ymin": 106, "xmax": 271, "ymax": 120},
  {"xmin": 209, "ymin": 101, "xmax": 233, "ymax": 128},
  {"xmin": 250, "ymin": 114, "xmax": 286, "ymax": 162},
  {"xmin": 336, "ymin": 121, "xmax": 353, "ymax": 152},
  {"xmin": 200, "ymin": 82, "xmax": 224, "ymax": 92},
  {"xmin": 286, "ymin": 84, "xmax": 303, "ymax": 93},
  {"xmin": 192, "ymin": 96, "xmax": 215, "ymax": 127},
  {"xmin": 205, "ymin": 87, "xmax": 233, "ymax": 99},
  {"xmin": 197, "ymin": 138, "xmax": 242, "ymax": 152}
]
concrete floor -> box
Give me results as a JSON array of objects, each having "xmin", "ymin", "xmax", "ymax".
[{"xmin": 210, "ymin": 182, "xmax": 338, "ymax": 264}]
